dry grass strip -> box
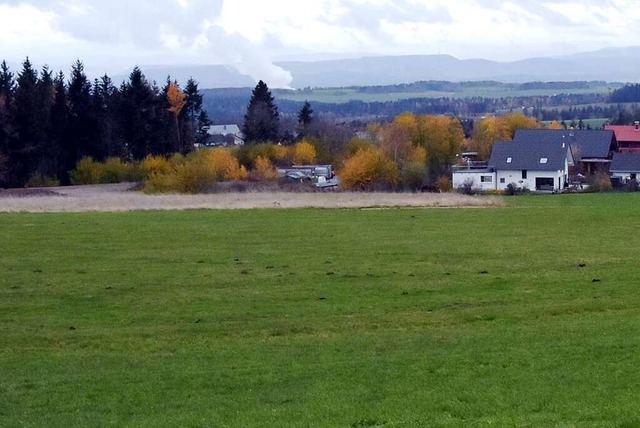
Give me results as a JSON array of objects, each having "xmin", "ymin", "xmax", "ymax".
[{"xmin": 0, "ymin": 185, "xmax": 504, "ymax": 212}]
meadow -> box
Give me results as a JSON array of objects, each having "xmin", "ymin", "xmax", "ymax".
[
  {"xmin": 276, "ymin": 84, "xmax": 616, "ymax": 104},
  {"xmin": 2, "ymin": 193, "xmax": 640, "ymax": 426}
]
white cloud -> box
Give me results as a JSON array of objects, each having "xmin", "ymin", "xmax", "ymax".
[{"xmin": 1, "ymin": 0, "xmax": 640, "ymax": 84}]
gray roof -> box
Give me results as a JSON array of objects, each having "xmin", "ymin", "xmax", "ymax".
[
  {"xmin": 610, "ymin": 152, "xmax": 640, "ymax": 173},
  {"xmin": 208, "ymin": 124, "xmax": 242, "ymax": 136},
  {"xmin": 513, "ymin": 129, "xmax": 616, "ymax": 160},
  {"xmin": 489, "ymin": 140, "xmax": 568, "ymax": 171}
]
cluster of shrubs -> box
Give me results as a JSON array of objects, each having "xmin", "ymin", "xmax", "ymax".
[
  {"xmin": 67, "ymin": 137, "xmax": 456, "ymax": 193},
  {"xmin": 69, "ymin": 142, "xmax": 321, "ymax": 194}
]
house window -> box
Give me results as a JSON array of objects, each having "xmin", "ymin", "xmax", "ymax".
[
  {"xmin": 506, "ymin": 157, "xmax": 512, "ymax": 163},
  {"xmin": 522, "ymin": 170, "xmax": 528, "ymax": 179},
  {"xmin": 540, "ymin": 157, "xmax": 548, "ymax": 164},
  {"xmin": 481, "ymin": 175, "xmax": 493, "ymax": 183},
  {"xmin": 500, "ymin": 178, "xmax": 505, "ymax": 184}
]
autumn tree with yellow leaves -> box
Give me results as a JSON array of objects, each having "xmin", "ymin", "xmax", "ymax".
[
  {"xmin": 292, "ymin": 140, "xmax": 317, "ymax": 165},
  {"xmin": 469, "ymin": 114, "xmax": 539, "ymax": 159},
  {"xmin": 166, "ymin": 82, "xmax": 187, "ymax": 153},
  {"xmin": 340, "ymin": 146, "xmax": 398, "ymax": 190}
]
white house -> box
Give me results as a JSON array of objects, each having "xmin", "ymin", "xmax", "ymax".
[
  {"xmin": 451, "ymin": 168, "xmax": 496, "ymax": 191},
  {"xmin": 453, "ymin": 139, "xmax": 573, "ymax": 192},
  {"xmin": 489, "ymin": 140, "xmax": 572, "ymax": 191},
  {"xmin": 206, "ymin": 124, "xmax": 244, "ymax": 146},
  {"xmin": 610, "ymin": 152, "xmax": 640, "ymax": 182}
]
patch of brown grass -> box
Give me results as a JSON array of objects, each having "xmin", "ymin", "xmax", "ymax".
[{"xmin": 0, "ymin": 183, "xmax": 504, "ymax": 212}]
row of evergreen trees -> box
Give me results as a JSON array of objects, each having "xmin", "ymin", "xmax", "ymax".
[{"xmin": 0, "ymin": 58, "xmax": 210, "ymax": 187}]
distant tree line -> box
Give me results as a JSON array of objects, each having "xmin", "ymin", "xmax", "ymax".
[
  {"xmin": 201, "ymin": 88, "xmax": 616, "ymax": 126},
  {"xmin": 609, "ymin": 84, "xmax": 640, "ymax": 103},
  {"xmin": 0, "ymin": 58, "xmax": 209, "ymax": 187}
]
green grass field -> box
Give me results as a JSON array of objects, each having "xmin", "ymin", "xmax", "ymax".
[
  {"xmin": 2, "ymin": 193, "xmax": 640, "ymax": 426},
  {"xmin": 277, "ymin": 85, "xmax": 615, "ymax": 104}
]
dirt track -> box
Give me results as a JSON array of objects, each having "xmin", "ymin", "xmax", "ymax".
[{"xmin": 0, "ymin": 183, "xmax": 504, "ymax": 212}]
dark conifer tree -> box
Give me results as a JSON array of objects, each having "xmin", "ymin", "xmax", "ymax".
[
  {"xmin": 50, "ymin": 71, "xmax": 70, "ymax": 183},
  {"xmin": 93, "ymin": 74, "xmax": 123, "ymax": 158},
  {"xmin": 297, "ymin": 100, "xmax": 313, "ymax": 139},
  {"xmin": 10, "ymin": 58, "xmax": 40, "ymax": 185},
  {"xmin": 183, "ymin": 78, "xmax": 210, "ymax": 148},
  {"xmin": 0, "ymin": 61, "xmax": 14, "ymax": 185},
  {"xmin": 68, "ymin": 60, "xmax": 98, "ymax": 162},
  {"xmin": 35, "ymin": 65, "xmax": 55, "ymax": 177},
  {"xmin": 242, "ymin": 80, "xmax": 279, "ymax": 143},
  {"xmin": 120, "ymin": 67, "xmax": 162, "ymax": 159}
]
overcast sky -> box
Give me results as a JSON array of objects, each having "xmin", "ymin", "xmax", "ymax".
[{"xmin": 1, "ymin": 0, "xmax": 639, "ymax": 87}]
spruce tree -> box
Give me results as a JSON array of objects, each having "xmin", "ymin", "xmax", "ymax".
[
  {"xmin": 183, "ymin": 78, "xmax": 210, "ymax": 148},
  {"xmin": 242, "ymin": 80, "xmax": 279, "ymax": 143},
  {"xmin": 10, "ymin": 58, "xmax": 40, "ymax": 185},
  {"xmin": 297, "ymin": 100, "xmax": 313, "ymax": 139},
  {"xmin": 120, "ymin": 67, "xmax": 161, "ymax": 158},
  {"xmin": 0, "ymin": 61, "xmax": 14, "ymax": 186},
  {"xmin": 93, "ymin": 74, "xmax": 123, "ymax": 158},
  {"xmin": 68, "ymin": 60, "xmax": 98, "ymax": 162},
  {"xmin": 35, "ymin": 65, "xmax": 55, "ymax": 177},
  {"xmin": 50, "ymin": 71, "xmax": 70, "ymax": 183}
]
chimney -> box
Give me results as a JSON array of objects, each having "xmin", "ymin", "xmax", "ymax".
[{"xmin": 635, "ymin": 121, "xmax": 639, "ymax": 131}]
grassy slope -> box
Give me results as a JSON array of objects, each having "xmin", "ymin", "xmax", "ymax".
[
  {"xmin": 277, "ymin": 85, "xmax": 614, "ymax": 104},
  {"xmin": 2, "ymin": 193, "xmax": 640, "ymax": 427}
]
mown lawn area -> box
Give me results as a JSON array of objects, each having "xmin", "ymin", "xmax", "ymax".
[{"xmin": 2, "ymin": 193, "xmax": 640, "ymax": 427}]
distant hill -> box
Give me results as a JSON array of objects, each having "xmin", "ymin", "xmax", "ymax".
[{"xmin": 130, "ymin": 46, "xmax": 640, "ymax": 89}]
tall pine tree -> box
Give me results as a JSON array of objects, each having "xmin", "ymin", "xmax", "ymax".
[
  {"xmin": 0, "ymin": 61, "xmax": 14, "ymax": 185},
  {"xmin": 10, "ymin": 58, "xmax": 40, "ymax": 185},
  {"xmin": 242, "ymin": 80, "xmax": 279, "ymax": 143},
  {"xmin": 182, "ymin": 78, "xmax": 210, "ymax": 148},
  {"xmin": 50, "ymin": 71, "xmax": 70, "ymax": 183},
  {"xmin": 68, "ymin": 60, "xmax": 98, "ymax": 164}
]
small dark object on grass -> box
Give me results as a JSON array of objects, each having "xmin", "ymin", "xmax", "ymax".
[
  {"xmin": 592, "ymin": 278, "xmax": 601, "ymax": 283},
  {"xmin": 33, "ymin": 269, "xmax": 42, "ymax": 273},
  {"xmin": 196, "ymin": 260, "xmax": 205, "ymax": 264},
  {"xmin": 402, "ymin": 291, "xmax": 409, "ymax": 295},
  {"xmin": 194, "ymin": 319, "xmax": 202, "ymax": 323},
  {"xmin": 319, "ymin": 297, "xmax": 326, "ymax": 300},
  {"xmin": 240, "ymin": 269, "xmax": 249, "ymax": 275},
  {"xmin": 326, "ymin": 271, "xmax": 335, "ymax": 275},
  {"xmin": 105, "ymin": 286, "xmax": 113, "ymax": 290},
  {"xmin": 266, "ymin": 266, "xmax": 274, "ymax": 269},
  {"xmin": 69, "ymin": 326, "xmax": 76, "ymax": 330},
  {"xmin": 408, "ymin": 273, "xmax": 415, "ymax": 277},
  {"xmin": 444, "ymin": 272, "xmax": 451, "ymax": 276},
  {"xmin": 324, "ymin": 261, "xmax": 332, "ymax": 264},
  {"xmin": 578, "ymin": 263, "xmax": 586, "ymax": 268},
  {"xmin": 480, "ymin": 270, "xmax": 489, "ymax": 274}
]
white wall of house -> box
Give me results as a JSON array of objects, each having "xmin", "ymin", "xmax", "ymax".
[
  {"xmin": 496, "ymin": 170, "xmax": 566, "ymax": 191},
  {"xmin": 452, "ymin": 171, "xmax": 496, "ymax": 190},
  {"xmin": 611, "ymin": 172, "xmax": 636, "ymax": 181}
]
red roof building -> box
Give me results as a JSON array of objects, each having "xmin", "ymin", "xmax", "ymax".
[{"xmin": 605, "ymin": 122, "xmax": 640, "ymax": 154}]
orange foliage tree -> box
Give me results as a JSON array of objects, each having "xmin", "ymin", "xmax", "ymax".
[
  {"xmin": 202, "ymin": 148, "xmax": 247, "ymax": 181},
  {"xmin": 292, "ymin": 140, "xmax": 317, "ymax": 164},
  {"xmin": 252, "ymin": 156, "xmax": 278, "ymax": 180},
  {"xmin": 470, "ymin": 114, "xmax": 539, "ymax": 159},
  {"xmin": 339, "ymin": 147, "xmax": 398, "ymax": 190},
  {"xmin": 166, "ymin": 82, "xmax": 187, "ymax": 152}
]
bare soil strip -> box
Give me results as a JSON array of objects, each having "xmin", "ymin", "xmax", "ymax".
[{"xmin": 0, "ymin": 183, "xmax": 504, "ymax": 212}]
